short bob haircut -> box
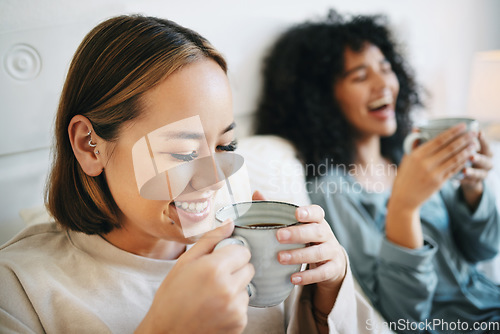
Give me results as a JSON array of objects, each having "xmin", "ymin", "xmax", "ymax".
[
  {"xmin": 254, "ymin": 10, "xmax": 422, "ymax": 173},
  {"xmin": 45, "ymin": 15, "xmax": 227, "ymax": 234}
]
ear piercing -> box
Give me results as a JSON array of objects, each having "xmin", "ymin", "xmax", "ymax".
[{"xmin": 87, "ymin": 130, "xmax": 98, "ymax": 152}]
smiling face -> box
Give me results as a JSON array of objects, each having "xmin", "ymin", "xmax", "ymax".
[
  {"xmin": 334, "ymin": 43, "xmax": 400, "ymax": 138},
  {"xmin": 100, "ymin": 59, "xmax": 238, "ymax": 256}
]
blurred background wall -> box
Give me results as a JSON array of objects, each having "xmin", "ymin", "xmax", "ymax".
[{"xmin": 1, "ymin": 0, "xmax": 500, "ymax": 244}]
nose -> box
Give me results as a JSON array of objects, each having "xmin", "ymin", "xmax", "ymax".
[
  {"xmin": 189, "ymin": 154, "xmax": 236, "ymax": 192},
  {"xmin": 191, "ymin": 152, "xmax": 245, "ymax": 193},
  {"xmin": 372, "ymin": 70, "xmax": 390, "ymax": 92},
  {"xmin": 190, "ymin": 166, "xmax": 226, "ymax": 193}
]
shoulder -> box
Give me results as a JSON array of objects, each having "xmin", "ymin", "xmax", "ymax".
[
  {"xmin": 1, "ymin": 222, "xmax": 64, "ymax": 250},
  {"xmin": 0, "ymin": 222, "xmax": 69, "ymax": 267}
]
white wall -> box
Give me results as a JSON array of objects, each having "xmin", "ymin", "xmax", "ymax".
[{"xmin": 1, "ymin": 0, "xmax": 499, "ymax": 244}]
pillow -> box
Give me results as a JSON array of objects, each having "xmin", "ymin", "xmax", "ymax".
[{"xmin": 237, "ymin": 135, "xmax": 311, "ymax": 206}]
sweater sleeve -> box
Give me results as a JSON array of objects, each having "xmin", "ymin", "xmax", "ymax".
[
  {"xmin": 287, "ymin": 249, "xmax": 394, "ymax": 333},
  {"xmin": 440, "ymin": 181, "xmax": 500, "ymax": 263},
  {"xmin": 0, "ymin": 265, "xmax": 44, "ymax": 334},
  {"xmin": 309, "ymin": 178, "xmax": 438, "ymax": 332}
]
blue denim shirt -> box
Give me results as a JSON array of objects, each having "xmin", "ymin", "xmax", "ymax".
[{"xmin": 308, "ymin": 170, "xmax": 500, "ymax": 333}]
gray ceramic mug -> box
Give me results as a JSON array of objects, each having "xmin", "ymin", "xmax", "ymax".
[
  {"xmin": 215, "ymin": 201, "xmax": 305, "ymax": 308},
  {"xmin": 403, "ymin": 117, "xmax": 479, "ymax": 179}
]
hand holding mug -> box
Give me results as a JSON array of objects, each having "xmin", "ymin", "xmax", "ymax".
[
  {"xmin": 393, "ymin": 122, "xmax": 478, "ymax": 211},
  {"xmin": 460, "ymin": 131, "xmax": 494, "ymax": 209},
  {"xmin": 276, "ymin": 203, "xmax": 347, "ymax": 322},
  {"xmin": 137, "ymin": 222, "xmax": 253, "ymax": 334},
  {"xmin": 275, "ymin": 205, "xmax": 346, "ymax": 289},
  {"xmin": 251, "ymin": 191, "xmax": 346, "ymax": 291},
  {"xmin": 252, "ymin": 191, "xmax": 347, "ymax": 318}
]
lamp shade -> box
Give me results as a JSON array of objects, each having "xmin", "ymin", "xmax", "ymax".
[{"xmin": 467, "ymin": 50, "xmax": 500, "ymax": 121}]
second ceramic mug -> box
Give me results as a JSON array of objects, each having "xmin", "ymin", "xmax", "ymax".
[
  {"xmin": 215, "ymin": 200, "xmax": 305, "ymax": 308},
  {"xmin": 403, "ymin": 117, "xmax": 479, "ymax": 179}
]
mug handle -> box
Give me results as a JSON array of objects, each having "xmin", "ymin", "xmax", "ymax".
[
  {"xmin": 214, "ymin": 237, "xmax": 256, "ymax": 299},
  {"xmin": 214, "ymin": 236, "xmax": 249, "ymax": 250},
  {"xmin": 403, "ymin": 132, "xmax": 428, "ymax": 155}
]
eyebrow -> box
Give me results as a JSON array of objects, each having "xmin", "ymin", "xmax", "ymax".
[
  {"xmin": 223, "ymin": 121, "xmax": 236, "ymax": 134},
  {"xmin": 343, "ymin": 59, "xmax": 391, "ymax": 77},
  {"xmin": 161, "ymin": 131, "xmax": 204, "ymax": 140},
  {"xmin": 160, "ymin": 121, "xmax": 236, "ymax": 140}
]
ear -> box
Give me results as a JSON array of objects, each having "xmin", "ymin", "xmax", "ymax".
[{"xmin": 68, "ymin": 115, "xmax": 105, "ymax": 177}]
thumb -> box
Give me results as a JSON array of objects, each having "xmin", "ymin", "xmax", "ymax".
[
  {"xmin": 252, "ymin": 190, "xmax": 266, "ymax": 201},
  {"xmin": 181, "ymin": 219, "xmax": 234, "ymax": 262}
]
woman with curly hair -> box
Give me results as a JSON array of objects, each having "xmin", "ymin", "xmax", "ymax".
[{"xmin": 255, "ymin": 10, "xmax": 500, "ymax": 333}]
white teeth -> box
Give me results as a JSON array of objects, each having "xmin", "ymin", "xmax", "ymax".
[
  {"xmin": 368, "ymin": 96, "xmax": 393, "ymax": 110},
  {"xmin": 175, "ymin": 200, "xmax": 209, "ymax": 214}
]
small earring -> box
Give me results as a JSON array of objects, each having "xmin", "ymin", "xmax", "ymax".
[
  {"xmin": 87, "ymin": 130, "xmax": 92, "ymax": 136},
  {"xmin": 95, "ymin": 150, "xmax": 100, "ymax": 155},
  {"xmin": 89, "ymin": 139, "xmax": 97, "ymax": 148}
]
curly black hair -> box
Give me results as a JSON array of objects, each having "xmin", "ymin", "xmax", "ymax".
[{"xmin": 254, "ymin": 10, "xmax": 423, "ymax": 176}]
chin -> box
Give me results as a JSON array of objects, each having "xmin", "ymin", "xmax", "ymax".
[
  {"xmin": 381, "ymin": 128, "xmax": 397, "ymax": 137},
  {"xmin": 380, "ymin": 121, "xmax": 397, "ymax": 137}
]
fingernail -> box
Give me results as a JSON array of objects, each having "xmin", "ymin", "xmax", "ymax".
[
  {"xmin": 297, "ymin": 208, "xmax": 308, "ymax": 220},
  {"xmin": 279, "ymin": 252, "xmax": 291, "ymax": 262},
  {"xmin": 277, "ymin": 229, "xmax": 291, "ymax": 241},
  {"xmin": 291, "ymin": 276, "xmax": 302, "ymax": 284}
]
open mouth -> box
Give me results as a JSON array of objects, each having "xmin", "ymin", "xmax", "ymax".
[
  {"xmin": 367, "ymin": 96, "xmax": 395, "ymax": 118},
  {"xmin": 175, "ymin": 200, "xmax": 209, "ymax": 214},
  {"xmin": 171, "ymin": 198, "xmax": 212, "ymax": 224}
]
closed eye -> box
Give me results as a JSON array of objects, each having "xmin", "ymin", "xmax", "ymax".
[
  {"xmin": 381, "ymin": 60, "xmax": 393, "ymax": 73},
  {"xmin": 217, "ymin": 140, "xmax": 238, "ymax": 152},
  {"xmin": 351, "ymin": 69, "xmax": 368, "ymax": 82},
  {"xmin": 170, "ymin": 151, "xmax": 199, "ymax": 162}
]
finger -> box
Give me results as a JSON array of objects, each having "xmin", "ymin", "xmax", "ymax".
[
  {"xmin": 251, "ymin": 190, "xmax": 266, "ymax": 201},
  {"xmin": 291, "ymin": 260, "xmax": 343, "ymax": 285},
  {"xmin": 439, "ymin": 145, "xmax": 475, "ymax": 179},
  {"xmin": 470, "ymin": 153, "xmax": 494, "ymax": 171},
  {"xmin": 233, "ymin": 289, "xmax": 250, "ymax": 320},
  {"xmin": 432, "ymin": 132, "xmax": 475, "ymax": 167},
  {"xmin": 418, "ymin": 123, "xmax": 467, "ymax": 155},
  {"xmin": 278, "ymin": 242, "xmax": 333, "ymax": 265},
  {"xmin": 231, "ymin": 263, "xmax": 255, "ymax": 292},
  {"xmin": 277, "ymin": 221, "xmax": 331, "ymax": 244},
  {"xmin": 462, "ymin": 167, "xmax": 489, "ymax": 182},
  {"xmin": 181, "ymin": 220, "xmax": 234, "ymax": 262},
  {"xmin": 478, "ymin": 131, "xmax": 493, "ymax": 157},
  {"xmin": 211, "ymin": 243, "xmax": 252, "ymax": 274},
  {"xmin": 295, "ymin": 205, "xmax": 325, "ymax": 223}
]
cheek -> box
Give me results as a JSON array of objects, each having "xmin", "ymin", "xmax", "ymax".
[
  {"xmin": 390, "ymin": 74, "xmax": 400, "ymax": 96},
  {"xmin": 336, "ymin": 89, "xmax": 366, "ymax": 122},
  {"xmin": 104, "ymin": 150, "xmax": 146, "ymax": 211}
]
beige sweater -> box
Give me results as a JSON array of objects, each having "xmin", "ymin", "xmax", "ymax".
[{"xmin": 0, "ymin": 222, "xmax": 389, "ymax": 334}]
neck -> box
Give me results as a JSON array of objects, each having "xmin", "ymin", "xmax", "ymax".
[
  {"xmin": 102, "ymin": 228, "xmax": 186, "ymax": 260},
  {"xmin": 354, "ymin": 135, "xmax": 383, "ymax": 166}
]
